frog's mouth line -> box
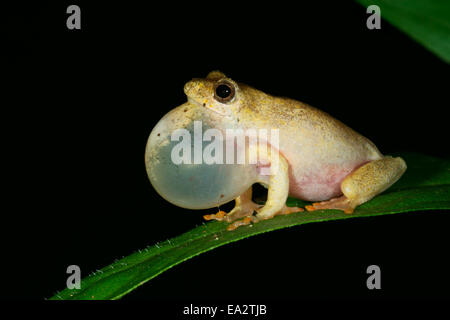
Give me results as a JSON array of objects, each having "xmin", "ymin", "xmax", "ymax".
[{"xmin": 187, "ymin": 97, "xmax": 230, "ymax": 117}]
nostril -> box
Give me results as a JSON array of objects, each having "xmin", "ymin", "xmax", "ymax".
[
  {"xmin": 183, "ymin": 81, "xmax": 193, "ymax": 94},
  {"xmin": 184, "ymin": 79, "xmax": 203, "ymax": 95}
]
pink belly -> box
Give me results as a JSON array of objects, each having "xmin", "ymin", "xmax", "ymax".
[{"xmin": 288, "ymin": 161, "xmax": 368, "ymax": 202}]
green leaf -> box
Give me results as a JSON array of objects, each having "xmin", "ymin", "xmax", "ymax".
[
  {"xmin": 51, "ymin": 153, "xmax": 450, "ymax": 300},
  {"xmin": 356, "ymin": 0, "xmax": 450, "ymax": 63}
]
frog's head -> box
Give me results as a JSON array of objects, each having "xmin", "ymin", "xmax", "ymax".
[{"xmin": 183, "ymin": 71, "xmax": 244, "ymax": 120}]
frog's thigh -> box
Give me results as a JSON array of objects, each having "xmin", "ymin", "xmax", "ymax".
[
  {"xmin": 341, "ymin": 156, "xmax": 407, "ymax": 207},
  {"xmin": 306, "ymin": 156, "xmax": 407, "ymax": 213}
]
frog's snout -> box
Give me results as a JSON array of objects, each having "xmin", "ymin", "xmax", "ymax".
[
  {"xmin": 183, "ymin": 80, "xmax": 195, "ymax": 96},
  {"xmin": 183, "ymin": 79, "xmax": 202, "ymax": 96},
  {"xmin": 183, "ymin": 79, "xmax": 212, "ymax": 105}
]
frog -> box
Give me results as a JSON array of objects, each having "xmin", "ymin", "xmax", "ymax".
[{"xmin": 145, "ymin": 71, "xmax": 407, "ymax": 231}]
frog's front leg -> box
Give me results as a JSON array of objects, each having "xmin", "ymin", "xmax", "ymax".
[
  {"xmin": 306, "ymin": 156, "xmax": 407, "ymax": 213},
  {"xmin": 226, "ymin": 152, "xmax": 304, "ymax": 231},
  {"xmin": 203, "ymin": 187, "xmax": 261, "ymax": 222}
]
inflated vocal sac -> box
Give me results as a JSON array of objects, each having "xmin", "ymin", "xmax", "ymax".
[{"xmin": 145, "ymin": 102, "xmax": 258, "ymax": 209}]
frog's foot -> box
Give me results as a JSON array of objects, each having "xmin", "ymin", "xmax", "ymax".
[
  {"xmin": 203, "ymin": 201, "xmax": 261, "ymax": 222},
  {"xmin": 275, "ymin": 204, "xmax": 304, "ymax": 216},
  {"xmin": 226, "ymin": 205, "xmax": 304, "ymax": 231},
  {"xmin": 203, "ymin": 187, "xmax": 261, "ymax": 223},
  {"xmin": 205, "ymin": 202, "xmax": 260, "ymax": 230},
  {"xmin": 226, "ymin": 216, "xmax": 254, "ymax": 231},
  {"xmin": 305, "ymin": 196, "xmax": 354, "ymax": 214},
  {"xmin": 203, "ymin": 210, "xmax": 227, "ymax": 221}
]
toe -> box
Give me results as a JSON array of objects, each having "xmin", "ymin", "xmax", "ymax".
[
  {"xmin": 203, "ymin": 210, "xmax": 226, "ymax": 221},
  {"xmin": 305, "ymin": 196, "xmax": 355, "ymax": 213},
  {"xmin": 226, "ymin": 217, "xmax": 252, "ymax": 231},
  {"xmin": 278, "ymin": 206, "xmax": 304, "ymax": 215}
]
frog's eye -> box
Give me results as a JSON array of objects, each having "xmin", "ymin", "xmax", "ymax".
[{"xmin": 214, "ymin": 80, "xmax": 235, "ymax": 103}]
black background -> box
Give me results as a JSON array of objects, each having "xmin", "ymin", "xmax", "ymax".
[{"xmin": 3, "ymin": 0, "xmax": 449, "ymax": 312}]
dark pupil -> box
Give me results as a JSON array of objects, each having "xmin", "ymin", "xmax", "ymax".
[{"xmin": 216, "ymin": 84, "xmax": 231, "ymax": 99}]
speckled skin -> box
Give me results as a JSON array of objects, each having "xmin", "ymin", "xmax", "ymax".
[
  {"xmin": 185, "ymin": 71, "xmax": 386, "ymax": 201},
  {"xmin": 170, "ymin": 71, "xmax": 406, "ymax": 229}
]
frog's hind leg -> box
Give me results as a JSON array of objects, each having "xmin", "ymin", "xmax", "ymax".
[
  {"xmin": 305, "ymin": 195, "xmax": 354, "ymax": 214},
  {"xmin": 203, "ymin": 187, "xmax": 261, "ymax": 222},
  {"xmin": 306, "ymin": 156, "xmax": 407, "ymax": 213}
]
